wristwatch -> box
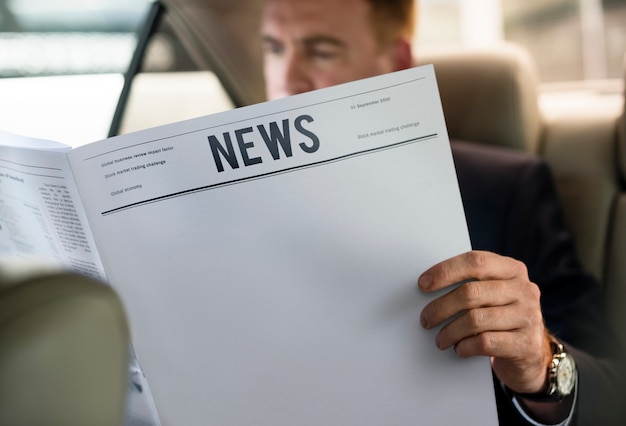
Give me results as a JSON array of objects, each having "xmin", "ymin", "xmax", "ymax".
[{"xmin": 519, "ymin": 336, "xmax": 577, "ymax": 402}]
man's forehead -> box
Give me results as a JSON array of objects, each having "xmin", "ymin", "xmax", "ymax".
[
  {"xmin": 263, "ymin": 0, "xmax": 370, "ymax": 13},
  {"xmin": 261, "ymin": 0, "xmax": 372, "ymax": 35}
]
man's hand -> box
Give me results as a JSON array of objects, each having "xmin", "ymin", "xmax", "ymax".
[{"xmin": 418, "ymin": 250, "xmax": 553, "ymax": 394}]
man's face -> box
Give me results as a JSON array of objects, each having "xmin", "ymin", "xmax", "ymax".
[{"xmin": 261, "ymin": 0, "xmax": 399, "ymax": 100}]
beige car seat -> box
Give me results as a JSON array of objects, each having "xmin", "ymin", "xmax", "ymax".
[
  {"xmin": 417, "ymin": 43, "xmax": 542, "ymax": 153},
  {"xmin": 0, "ymin": 269, "xmax": 130, "ymax": 426}
]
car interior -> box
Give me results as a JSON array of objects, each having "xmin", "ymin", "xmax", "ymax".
[
  {"xmin": 120, "ymin": 0, "xmax": 626, "ymax": 349},
  {"xmin": 1, "ymin": 0, "xmax": 625, "ymax": 423}
]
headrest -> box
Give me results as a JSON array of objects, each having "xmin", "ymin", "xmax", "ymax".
[{"xmin": 416, "ymin": 43, "xmax": 542, "ymax": 153}]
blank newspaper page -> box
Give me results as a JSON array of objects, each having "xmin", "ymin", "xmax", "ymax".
[{"xmin": 68, "ymin": 65, "xmax": 498, "ymax": 425}]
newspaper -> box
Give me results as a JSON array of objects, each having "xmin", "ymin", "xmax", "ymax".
[{"xmin": 1, "ymin": 65, "xmax": 498, "ymax": 425}]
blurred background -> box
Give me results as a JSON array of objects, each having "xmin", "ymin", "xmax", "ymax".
[
  {"xmin": 419, "ymin": 0, "xmax": 626, "ymax": 82},
  {"xmin": 0, "ymin": 0, "xmax": 625, "ymax": 144}
]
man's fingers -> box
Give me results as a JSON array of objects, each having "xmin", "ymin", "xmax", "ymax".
[
  {"xmin": 432, "ymin": 305, "xmax": 541, "ymax": 350},
  {"xmin": 417, "ymin": 250, "xmax": 552, "ymax": 395},
  {"xmin": 451, "ymin": 330, "xmax": 532, "ymax": 359},
  {"xmin": 420, "ymin": 279, "xmax": 540, "ymax": 329},
  {"xmin": 418, "ymin": 251, "xmax": 529, "ymax": 292}
]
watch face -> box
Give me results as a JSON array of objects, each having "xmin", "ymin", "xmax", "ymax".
[{"xmin": 556, "ymin": 354, "xmax": 576, "ymax": 395}]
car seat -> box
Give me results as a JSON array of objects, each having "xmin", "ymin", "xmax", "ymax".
[
  {"xmin": 417, "ymin": 43, "xmax": 543, "ymax": 153},
  {"xmin": 0, "ymin": 266, "xmax": 130, "ymax": 426}
]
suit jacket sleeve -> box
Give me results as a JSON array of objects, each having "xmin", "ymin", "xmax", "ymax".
[{"xmin": 451, "ymin": 141, "xmax": 626, "ymax": 425}]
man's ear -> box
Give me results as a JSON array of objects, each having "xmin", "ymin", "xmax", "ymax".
[{"xmin": 391, "ymin": 38, "xmax": 414, "ymax": 71}]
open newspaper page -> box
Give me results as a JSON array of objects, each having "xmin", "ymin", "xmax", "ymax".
[
  {"xmin": 0, "ymin": 131, "xmax": 104, "ymax": 278},
  {"xmin": 68, "ymin": 65, "xmax": 498, "ymax": 425},
  {"xmin": 0, "ymin": 130, "xmax": 160, "ymax": 426}
]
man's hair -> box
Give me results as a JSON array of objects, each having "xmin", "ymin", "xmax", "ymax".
[{"xmin": 367, "ymin": 0, "xmax": 416, "ymax": 49}]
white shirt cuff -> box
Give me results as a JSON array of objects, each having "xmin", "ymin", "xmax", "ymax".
[{"xmin": 510, "ymin": 372, "xmax": 578, "ymax": 426}]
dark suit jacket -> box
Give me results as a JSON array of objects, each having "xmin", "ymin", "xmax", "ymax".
[{"xmin": 451, "ymin": 141, "xmax": 625, "ymax": 425}]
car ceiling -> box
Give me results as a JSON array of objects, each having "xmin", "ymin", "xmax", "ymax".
[{"xmin": 161, "ymin": 0, "xmax": 266, "ymax": 107}]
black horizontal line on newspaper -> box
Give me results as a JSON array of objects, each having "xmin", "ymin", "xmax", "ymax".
[{"xmin": 101, "ymin": 133, "xmax": 436, "ymax": 216}]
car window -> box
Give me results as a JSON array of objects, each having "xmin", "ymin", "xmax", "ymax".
[
  {"xmin": 0, "ymin": 0, "xmax": 153, "ymax": 146},
  {"xmin": 417, "ymin": 0, "xmax": 626, "ymax": 83},
  {"xmin": 113, "ymin": 2, "xmax": 236, "ymax": 135}
]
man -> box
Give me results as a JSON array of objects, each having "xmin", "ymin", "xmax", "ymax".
[{"xmin": 261, "ymin": 0, "xmax": 624, "ymax": 424}]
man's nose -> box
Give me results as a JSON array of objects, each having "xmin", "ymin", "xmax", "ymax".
[{"xmin": 282, "ymin": 54, "xmax": 313, "ymax": 96}]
